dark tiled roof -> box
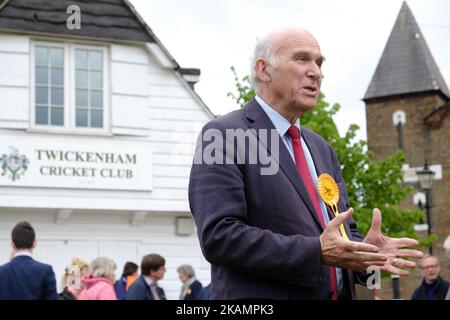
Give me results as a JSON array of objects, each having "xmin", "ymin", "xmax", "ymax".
[
  {"xmin": 364, "ymin": 1, "xmax": 450, "ymax": 101},
  {"xmin": 0, "ymin": 0, "xmax": 155, "ymax": 43}
]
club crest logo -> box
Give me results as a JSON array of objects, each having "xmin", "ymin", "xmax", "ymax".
[{"xmin": 1, "ymin": 146, "xmax": 29, "ymax": 181}]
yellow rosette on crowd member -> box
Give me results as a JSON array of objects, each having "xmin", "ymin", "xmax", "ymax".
[{"xmin": 317, "ymin": 173, "xmax": 349, "ymax": 240}]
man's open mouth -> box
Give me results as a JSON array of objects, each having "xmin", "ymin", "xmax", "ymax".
[{"xmin": 303, "ymin": 86, "xmax": 317, "ymax": 94}]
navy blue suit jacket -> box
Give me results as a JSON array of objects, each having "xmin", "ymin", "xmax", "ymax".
[
  {"xmin": 183, "ymin": 280, "xmax": 203, "ymax": 300},
  {"xmin": 0, "ymin": 255, "xmax": 57, "ymax": 300},
  {"xmin": 125, "ymin": 275, "xmax": 166, "ymax": 300},
  {"xmin": 189, "ymin": 98, "xmax": 367, "ymax": 300}
]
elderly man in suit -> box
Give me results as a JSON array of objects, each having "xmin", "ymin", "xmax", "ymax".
[
  {"xmin": 188, "ymin": 27, "xmax": 423, "ymax": 300},
  {"xmin": 0, "ymin": 221, "xmax": 57, "ymax": 300}
]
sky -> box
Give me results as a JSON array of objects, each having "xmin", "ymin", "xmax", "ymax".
[{"xmin": 130, "ymin": 0, "xmax": 450, "ymax": 142}]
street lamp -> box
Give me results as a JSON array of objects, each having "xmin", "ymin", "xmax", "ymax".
[{"xmin": 416, "ymin": 160, "xmax": 435, "ymax": 254}]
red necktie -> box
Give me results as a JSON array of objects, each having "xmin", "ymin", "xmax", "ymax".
[{"xmin": 288, "ymin": 125, "xmax": 338, "ymax": 300}]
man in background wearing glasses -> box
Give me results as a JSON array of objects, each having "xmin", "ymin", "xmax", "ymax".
[{"xmin": 411, "ymin": 255, "xmax": 449, "ymax": 300}]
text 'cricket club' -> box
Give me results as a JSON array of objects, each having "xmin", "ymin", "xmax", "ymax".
[{"xmin": 36, "ymin": 149, "xmax": 137, "ymax": 179}]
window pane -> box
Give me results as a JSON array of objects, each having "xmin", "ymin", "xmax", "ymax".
[
  {"xmin": 51, "ymin": 68, "xmax": 64, "ymax": 86},
  {"xmin": 76, "ymin": 109, "xmax": 88, "ymax": 127},
  {"xmin": 34, "ymin": 46, "xmax": 66, "ymax": 128},
  {"xmin": 35, "ymin": 87, "xmax": 48, "ymax": 104},
  {"xmin": 90, "ymin": 91, "xmax": 103, "ymax": 108},
  {"xmin": 89, "ymin": 51, "xmax": 102, "ymax": 70},
  {"xmin": 76, "ymin": 89, "xmax": 88, "ymax": 107},
  {"xmin": 36, "ymin": 67, "xmax": 48, "ymax": 85},
  {"xmin": 76, "ymin": 50, "xmax": 88, "ymax": 69},
  {"xmin": 90, "ymin": 110, "xmax": 103, "ymax": 128},
  {"xmin": 49, "ymin": 48, "xmax": 63, "ymax": 67},
  {"xmin": 51, "ymin": 88, "xmax": 64, "ymax": 105},
  {"xmin": 35, "ymin": 47, "xmax": 48, "ymax": 66},
  {"xmin": 90, "ymin": 71, "xmax": 102, "ymax": 88},
  {"xmin": 51, "ymin": 107, "xmax": 64, "ymax": 126},
  {"xmin": 76, "ymin": 70, "xmax": 88, "ymax": 88},
  {"xmin": 35, "ymin": 106, "xmax": 48, "ymax": 125}
]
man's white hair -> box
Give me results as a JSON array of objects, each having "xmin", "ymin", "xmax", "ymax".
[{"xmin": 250, "ymin": 33, "xmax": 277, "ymax": 88}]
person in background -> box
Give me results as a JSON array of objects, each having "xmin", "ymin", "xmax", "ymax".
[
  {"xmin": 0, "ymin": 221, "xmax": 57, "ymax": 300},
  {"xmin": 114, "ymin": 261, "xmax": 139, "ymax": 300},
  {"xmin": 411, "ymin": 255, "xmax": 449, "ymax": 300},
  {"xmin": 125, "ymin": 254, "xmax": 166, "ymax": 300},
  {"xmin": 58, "ymin": 258, "xmax": 89, "ymax": 300},
  {"xmin": 177, "ymin": 264, "xmax": 203, "ymax": 300},
  {"xmin": 78, "ymin": 257, "xmax": 117, "ymax": 300}
]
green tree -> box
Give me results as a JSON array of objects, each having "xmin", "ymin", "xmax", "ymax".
[{"xmin": 228, "ymin": 66, "xmax": 429, "ymax": 243}]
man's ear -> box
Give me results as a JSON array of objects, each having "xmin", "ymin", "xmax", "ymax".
[
  {"xmin": 255, "ymin": 58, "xmax": 271, "ymax": 82},
  {"xmin": 31, "ymin": 240, "xmax": 37, "ymax": 250},
  {"xmin": 11, "ymin": 242, "xmax": 17, "ymax": 251}
]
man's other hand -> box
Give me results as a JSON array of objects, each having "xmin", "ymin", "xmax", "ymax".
[{"xmin": 363, "ymin": 208, "xmax": 424, "ymax": 276}]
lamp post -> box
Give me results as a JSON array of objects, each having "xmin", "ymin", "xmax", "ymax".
[
  {"xmin": 416, "ymin": 160, "xmax": 435, "ymax": 254},
  {"xmin": 391, "ymin": 274, "xmax": 401, "ymax": 300}
]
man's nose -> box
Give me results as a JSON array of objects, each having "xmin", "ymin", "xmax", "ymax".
[{"xmin": 306, "ymin": 63, "xmax": 322, "ymax": 79}]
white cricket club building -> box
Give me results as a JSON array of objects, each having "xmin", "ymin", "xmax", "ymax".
[{"xmin": 0, "ymin": 0, "xmax": 214, "ymax": 299}]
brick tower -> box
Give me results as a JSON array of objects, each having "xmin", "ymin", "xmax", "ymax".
[{"xmin": 364, "ymin": 1, "xmax": 450, "ymax": 298}]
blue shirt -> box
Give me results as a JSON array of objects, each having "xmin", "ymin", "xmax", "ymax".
[{"xmin": 256, "ymin": 95, "xmax": 344, "ymax": 293}]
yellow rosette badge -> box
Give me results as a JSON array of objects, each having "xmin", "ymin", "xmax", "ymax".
[{"xmin": 317, "ymin": 173, "xmax": 349, "ymax": 240}]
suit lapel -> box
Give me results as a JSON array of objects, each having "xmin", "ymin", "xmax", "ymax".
[
  {"xmin": 244, "ymin": 98, "xmax": 324, "ymax": 230},
  {"xmin": 302, "ymin": 132, "xmax": 352, "ymax": 237},
  {"xmin": 157, "ymin": 287, "xmax": 166, "ymax": 300},
  {"xmin": 140, "ymin": 276, "xmax": 154, "ymax": 300}
]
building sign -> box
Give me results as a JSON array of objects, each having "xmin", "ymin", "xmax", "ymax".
[
  {"xmin": 0, "ymin": 134, "xmax": 152, "ymax": 191},
  {"xmin": 402, "ymin": 163, "xmax": 442, "ymax": 183}
]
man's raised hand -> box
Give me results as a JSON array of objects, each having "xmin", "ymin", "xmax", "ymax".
[
  {"xmin": 363, "ymin": 208, "xmax": 424, "ymax": 276},
  {"xmin": 320, "ymin": 208, "xmax": 387, "ymax": 272}
]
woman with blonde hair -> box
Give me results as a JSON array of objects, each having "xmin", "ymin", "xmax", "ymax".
[
  {"xmin": 78, "ymin": 257, "xmax": 117, "ymax": 300},
  {"xmin": 58, "ymin": 258, "xmax": 89, "ymax": 300}
]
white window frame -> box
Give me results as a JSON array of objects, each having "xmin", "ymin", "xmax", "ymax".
[
  {"xmin": 30, "ymin": 40, "xmax": 110, "ymax": 134},
  {"xmin": 30, "ymin": 41, "xmax": 70, "ymax": 130},
  {"xmin": 71, "ymin": 44, "xmax": 109, "ymax": 133}
]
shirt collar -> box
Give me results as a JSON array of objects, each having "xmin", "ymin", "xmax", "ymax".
[
  {"xmin": 255, "ymin": 95, "xmax": 301, "ymax": 137},
  {"xmin": 14, "ymin": 250, "xmax": 33, "ymax": 258},
  {"xmin": 143, "ymin": 275, "xmax": 157, "ymax": 287}
]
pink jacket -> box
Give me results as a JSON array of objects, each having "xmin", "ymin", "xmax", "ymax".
[{"xmin": 78, "ymin": 276, "xmax": 117, "ymax": 300}]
